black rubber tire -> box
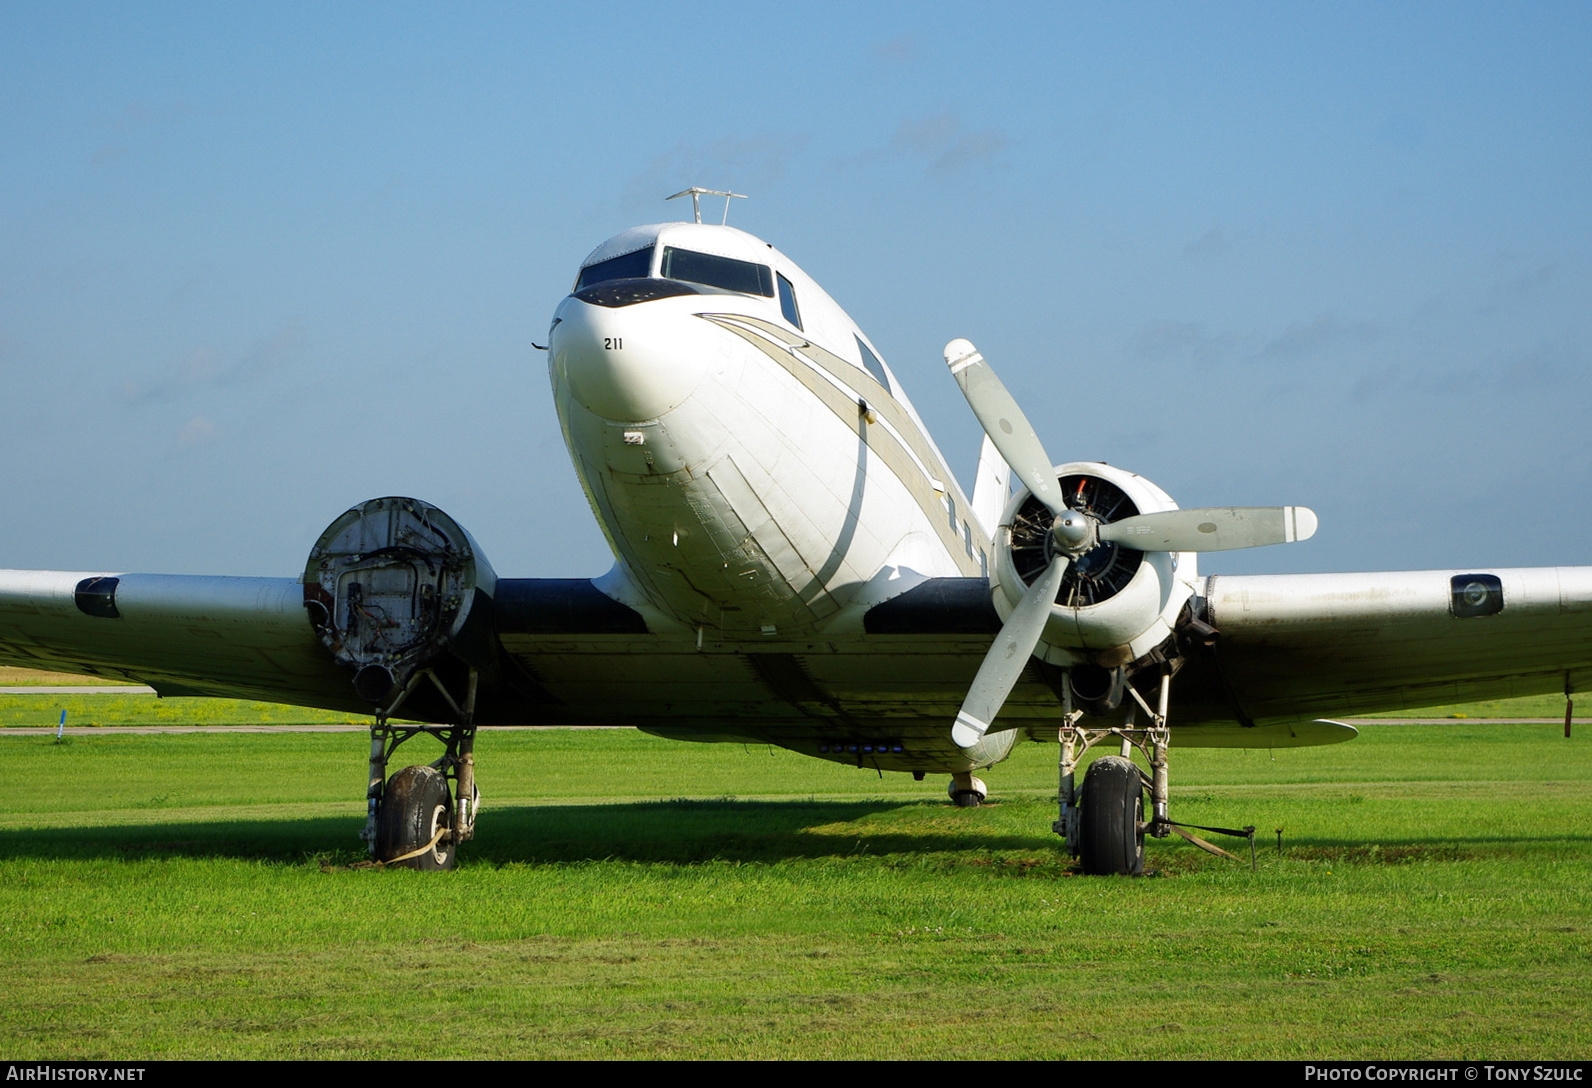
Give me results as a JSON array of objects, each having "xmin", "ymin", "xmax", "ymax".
[
  {"xmin": 376, "ymin": 765, "xmax": 456, "ymax": 871},
  {"xmin": 1078, "ymin": 756, "xmax": 1145, "ymax": 876},
  {"xmin": 951, "ymin": 790, "xmax": 983, "ymax": 808}
]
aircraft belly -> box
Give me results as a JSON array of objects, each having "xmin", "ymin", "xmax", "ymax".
[{"xmin": 494, "ymin": 630, "xmax": 1025, "ymax": 772}]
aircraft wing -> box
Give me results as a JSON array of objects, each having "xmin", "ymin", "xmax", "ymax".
[
  {"xmin": 6, "ymin": 564, "xmax": 1589, "ymax": 763},
  {"xmin": 0, "ymin": 569, "xmax": 659, "ymax": 724},
  {"xmin": 0, "ymin": 565, "xmax": 1014, "ymax": 771},
  {"xmin": 858, "ymin": 568, "xmax": 1592, "ymax": 749},
  {"xmin": 1190, "ymin": 566, "xmax": 1592, "ymax": 725},
  {"xmin": 0, "ymin": 570, "xmax": 360, "ymax": 707}
]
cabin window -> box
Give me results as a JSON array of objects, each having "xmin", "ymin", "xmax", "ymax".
[
  {"xmin": 856, "ymin": 336, "xmax": 891, "ymax": 392},
  {"xmin": 575, "ymin": 246, "xmax": 655, "ymax": 291},
  {"xmin": 660, "ymin": 247, "xmax": 775, "ymax": 297},
  {"xmin": 777, "ymin": 273, "xmax": 802, "ymax": 330}
]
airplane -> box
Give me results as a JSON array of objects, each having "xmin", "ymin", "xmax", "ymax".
[{"xmin": 3, "ymin": 187, "xmax": 1590, "ymax": 875}]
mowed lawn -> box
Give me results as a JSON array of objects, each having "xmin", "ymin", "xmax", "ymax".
[{"xmin": 0, "ymin": 703, "xmax": 1588, "ymax": 1059}]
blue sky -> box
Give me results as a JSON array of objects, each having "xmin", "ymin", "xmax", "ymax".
[{"xmin": 2, "ymin": 2, "xmax": 1588, "ymax": 579}]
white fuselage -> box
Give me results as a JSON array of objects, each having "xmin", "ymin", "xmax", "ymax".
[{"xmin": 548, "ymin": 222, "xmax": 988, "ymax": 642}]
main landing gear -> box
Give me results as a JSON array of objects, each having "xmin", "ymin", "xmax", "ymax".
[
  {"xmin": 1053, "ymin": 668, "xmax": 1169, "ymax": 876},
  {"xmin": 1077, "ymin": 755, "xmax": 1145, "ymax": 876},
  {"xmin": 1055, "ymin": 665, "xmax": 1250, "ymax": 875},
  {"xmin": 361, "ymin": 665, "xmax": 482, "ymax": 870},
  {"xmin": 376, "ymin": 764, "xmax": 457, "ymax": 870}
]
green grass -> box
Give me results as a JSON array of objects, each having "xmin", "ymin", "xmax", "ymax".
[
  {"xmin": 1366, "ymin": 693, "xmax": 1572, "ymax": 719},
  {"xmin": 0, "ymin": 667, "xmax": 127, "ymax": 686},
  {"xmin": 0, "ymin": 665, "xmax": 369, "ymax": 727},
  {"xmin": 0, "ymin": 694, "xmax": 367, "ymax": 729},
  {"xmin": 1, "ymin": 680, "xmax": 1574, "ymax": 731},
  {"xmin": 1, "ymin": 720, "xmax": 1589, "ymax": 1059}
]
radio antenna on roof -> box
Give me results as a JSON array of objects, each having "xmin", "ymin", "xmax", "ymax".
[{"xmin": 667, "ymin": 187, "xmax": 746, "ymax": 225}]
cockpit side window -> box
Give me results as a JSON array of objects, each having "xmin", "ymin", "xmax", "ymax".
[
  {"xmin": 660, "ymin": 247, "xmax": 775, "ymax": 297},
  {"xmin": 856, "ymin": 336, "xmax": 891, "ymax": 393},
  {"xmin": 777, "ymin": 273, "xmax": 802, "ymax": 330},
  {"xmin": 575, "ymin": 246, "xmax": 655, "ymax": 291}
]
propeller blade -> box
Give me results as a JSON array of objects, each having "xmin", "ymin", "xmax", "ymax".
[
  {"xmin": 952, "ymin": 555, "xmax": 1069, "ymax": 749},
  {"xmin": 1097, "ymin": 506, "xmax": 1318, "ymax": 553},
  {"xmin": 944, "ymin": 339, "xmax": 1064, "ymax": 517}
]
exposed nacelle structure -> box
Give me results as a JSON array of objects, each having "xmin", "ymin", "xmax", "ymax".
[{"xmin": 302, "ymin": 496, "xmax": 498, "ymax": 708}]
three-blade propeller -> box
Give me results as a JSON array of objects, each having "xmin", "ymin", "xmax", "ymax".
[{"xmin": 943, "ymin": 338, "xmax": 1318, "ymax": 749}]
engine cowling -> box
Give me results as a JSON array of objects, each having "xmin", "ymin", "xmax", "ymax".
[
  {"xmin": 990, "ymin": 462, "xmax": 1194, "ymax": 669},
  {"xmin": 302, "ymin": 496, "xmax": 497, "ymax": 705}
]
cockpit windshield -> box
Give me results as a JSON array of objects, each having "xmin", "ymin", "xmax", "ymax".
[
  {"xmin": 575, "ymin": 246, "xmax": 655, "ymax": 291},
  {"xmin": 661, "ymin": 246, "xmax": 775, "ymax": 297},
  {"xmin": 575, "ymin": 241, "xmax": 779, "ymax": 301}
]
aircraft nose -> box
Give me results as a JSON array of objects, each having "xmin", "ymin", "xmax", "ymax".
[{"xmin": 550, "ymin": 297, "xmax": 710, "ymax": 423}]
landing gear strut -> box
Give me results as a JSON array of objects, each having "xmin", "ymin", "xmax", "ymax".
[
  {"xmin": 1055, "ymin": 664, "xmax": 1252, "ymax": 874},
  {"xmin": 361, "ymin": 665, "xmax": 481, "ymax": 870},
  {"xmin": 1055, "ymin": 666, "xmax": 1173, "ymax": 876}
]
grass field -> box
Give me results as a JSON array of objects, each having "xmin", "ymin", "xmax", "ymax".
[
  {"xmin": 0, "ymin": 666, "xmax": 367, "ymax": 728},
  {"xmin": 1, "ymin": 688, "xmax": 1589, "ymax": 1060},
  {"xmin": 0, "ymin": 685, "xmax": 1575, "ymax": 731},
  {"xmin": 0, "ymin": 667, "xmax": 127, "ymax": 686}
]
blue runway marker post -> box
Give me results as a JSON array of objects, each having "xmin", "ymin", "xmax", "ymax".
[{"xmin": 57, "ymin": 709, "xmax": 66, "ymax": 740}]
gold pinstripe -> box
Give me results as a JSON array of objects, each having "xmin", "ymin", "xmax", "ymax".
[{"xmin": 700, "ymin": 313, "xmax": 986, "ymax": 577}]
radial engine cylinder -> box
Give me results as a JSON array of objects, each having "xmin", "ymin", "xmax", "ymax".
[{"xmin": 991, "ymin": 462, "xmax": 1188, "ymax": 666}]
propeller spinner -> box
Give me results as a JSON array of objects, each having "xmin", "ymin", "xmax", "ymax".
[{"xmin": 943, "ymin": 339, "xmax": 1318, "ymax": 750}]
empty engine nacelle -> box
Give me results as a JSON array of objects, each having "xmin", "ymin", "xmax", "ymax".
[
  {"xmin": 991, "ymin": 462, "xmax": 1194, "ymax": 669},
  {"xmin": 303, "ymin": 496, "xmax": 498, "ymax": 705}
]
